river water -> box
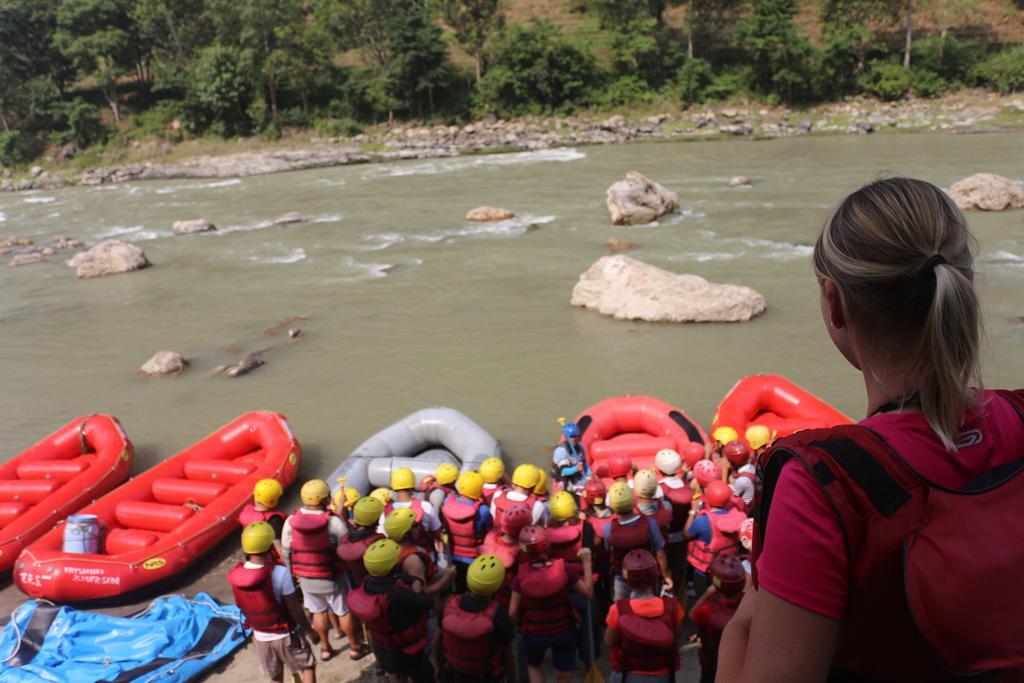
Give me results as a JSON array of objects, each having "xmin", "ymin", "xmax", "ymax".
[{"xmin": 1, "ymin": 133, "xmax": 1022, "ymax": 479}]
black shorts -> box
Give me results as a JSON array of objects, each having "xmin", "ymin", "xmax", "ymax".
[{"xmin": 373, "ymin": 645, "xmax": 435, "ymax": 683}]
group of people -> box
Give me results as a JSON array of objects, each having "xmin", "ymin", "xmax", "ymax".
[{"xmin": 226, "ymin": 421, "xmax": 773, "ymax": 683}]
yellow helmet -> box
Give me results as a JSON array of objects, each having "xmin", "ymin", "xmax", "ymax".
[
  {"xmin": 457, "ymin": 471, "xmax": 485, "ymax": 500},
  {"xmin": 300, "ymin": 479, "xmax": 331, "ymax": 507},
  {"xmin": 241, "ymin": 521, "xmax": 275, "ymax": 554},
  {"xmin": 435, "ymin": 463, "xmax": 459, "ymax": 486},
  {"xmin": 533, "ymin": 469, "xmax": 548, "ymax": 496},
  {"xmin": 467, "ymin": 554, "xmax": 506, "ymax": 597},
  {"xmin": 607, "ymin": 481, "xmax": 635, "ymax": 513},
  {"xmin": 713, "ymin": 426, "xmax": 739, "ymax": 445},
  {"xmin": 369, "ymin": 488, "xmax": 393, "ymax": 505},
  {"xmin": 745, "ymin": 424, "xmax": 773, "ymax": 451},
  {"xmin": 384, "ymin": 508, "xmax": 417, "ymax": 542},
  {"xmin": 511, "ymin": 464, "xmax": 540, "ymax": 491},
  {"xmin": 364, "ymin": 538, "xmax": 401, "ymax": 577},
  {"xmin": 253, "ymin": 478, "xmax": 283, "ymax": 508},
  {"xmin": 353, "ymin": 496, "xmax": 385, "ymax": 527},
  {"xmin": 391, "ymin": 467, "xmax": 416, "ymax": 491},
  {"xmin": 344, "ymin": 487, "xmax": 360, "ymax": 508},
  {"xmin": 480, "ymin": 458, "xmax": 505, "ymax": 484},
  {"xmin": 549, "ymin": 491, "xmax": 577, "ymax": 522},
  {"xmin": 633, "ymin": 468, "xmax": 659, "ymax": 498}
]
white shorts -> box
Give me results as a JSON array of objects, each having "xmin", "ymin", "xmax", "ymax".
[{"xmin": 302, "ymin": 586, "xmax": 347, "ymax": 615}]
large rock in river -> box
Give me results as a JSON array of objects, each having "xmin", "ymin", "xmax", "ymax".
[
  {"xmin": 571, "ymin": 255, "xmax": 766, "ymax": 323},
  {"xmin": 65, "ymin": 240, "xmax": 150, "ymax": 278},
  {"xmin": 949, "ymin": 173, "xmax": 1024, "ymax": 211},
  {"xmin": 466, "ymin": 206, "xmax": 515, "ymax": 222},
  {"xmin": 141, "ymin": 351, "xmax": 188, "ymax": 376},
  {"xmin": 606, "ymin": 172, "xmax": 679, "ymax": 225},
  {"xmin": 173, "ymin": 218, "xmax": 216, "ymax": 235}
]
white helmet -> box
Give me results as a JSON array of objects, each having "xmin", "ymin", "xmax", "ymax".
[{"xmin": 654, "ymin": 448, "xmax": 681, "ymax": 475}]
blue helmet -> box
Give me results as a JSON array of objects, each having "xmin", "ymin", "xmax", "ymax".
[{"xmin": 562, "ymin": 422, "xmax": 580, "ymax": 439}]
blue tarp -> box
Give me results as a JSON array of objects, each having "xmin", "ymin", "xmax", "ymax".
[{"xmin": 0, "ymin": 593, "xmax": 246, "ymax": 683}]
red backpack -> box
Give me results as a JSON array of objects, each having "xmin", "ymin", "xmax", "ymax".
[
  {"xmin": 753, "ymin": 389, "xmax": 1024, "ymax": 681},
  {"xmin": 612, "ymin": 597, "xmax": 679, "ymax": 673}
]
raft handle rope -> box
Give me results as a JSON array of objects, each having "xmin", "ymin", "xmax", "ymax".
[{"xmin": 1, "ymin": 599, "xmax": 58, "ymax": 665}]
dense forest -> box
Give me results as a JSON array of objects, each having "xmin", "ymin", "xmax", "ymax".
[{"xmin": 1, "ymin": 0, "xmax": 1023, "ymax": 166}]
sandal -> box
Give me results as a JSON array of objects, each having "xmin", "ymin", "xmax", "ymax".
[
  {"xmin": 349, "ymin": 644, "xmax": 369, "ymax": 661},
  {"xmin": 320, "ymin": 648, "xmax": 333, "ymax": 662}
]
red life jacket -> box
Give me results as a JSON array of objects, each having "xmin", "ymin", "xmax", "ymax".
[
  {"xmin": 492, "ymin": 490, "xmax": 537, "ymax": 529},
  {"xmin": 399, "ymin": 545, "xmax": 436, "ymax": 584},
  {"xmin": 227, "ymin": 562, "xmax": 292, "ymax": 634},
  {"xmin": 287, "ymin": 510, "xmax": 335, "ymax": 579},
  {"xmin": 752, "ymin": 389, "xmax": 1024, "ymax": 682},
  {"xmin": 639, "ymin": 499, "xmax": 673, "ymax": 541},
  {"xmin": 347, "ymin": 579, "xmax": 428, "ymax": 655},
  {"xmin": 336, "ymin": 528, "xmax": 383, "ymax": 588},
  {"xmin": 479, "ymin": 530, "xmax": 520, "ymax": 609},
  {"xmin": 442, "ymin": 595, "xmax": 503, "ymax": 676},
  {"xmin": 686, "ymin": 508, "xmax": 745, "ymax": 574},
  {"xmin": 517, "ymin": 559, "xmax": 575, "ymax": 635},
  {"xmin": 610, "ymin": 597, "xmax": 679, "ymax": 674},
  {"xmin": 586, "ymin": 513, "xmax": 614, "ymax": 562},
  {"xmin": 608, "ymin": 516, "xmax": 652, "ymax": 573},
  {"xmin": 659, "ymin": 481, "xmax": 693, "ymax": 536},
  {"xmin": 547, "ymin": 520, "xmax": 583, "ymax": 565},
  {"xmin": 441, "ymin": 495, "xmax": 484, "ymax": 560},
  {"xmin": 481, "ymin": 482, "xmax": 501, "ymax": 505},
  {"xmin": 238, "ymin": 503, "xmax": 286, "ymax": 528},
  {"xmin": 697, "ymin": 592, "xmax": 742, "ymax": 671}
]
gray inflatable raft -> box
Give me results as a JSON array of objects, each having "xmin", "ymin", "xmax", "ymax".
[{"xmin": 328, "ymin": 407, "xmax": 503, "ymax": 496}]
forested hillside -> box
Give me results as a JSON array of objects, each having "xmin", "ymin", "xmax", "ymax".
[{"xmin": 1, "ymin": 0, "xmax": 1022, "ymax": 166}]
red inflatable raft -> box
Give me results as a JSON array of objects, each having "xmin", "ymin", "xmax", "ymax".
[
  {"xmin": 712, "ymin": 374, "xmax": 852, "ymax": 446},
  {"xmin": 0, "ymin": 415, "xmax": 133, "ymax": 573},
  {"xmin": 575, "ymin": 396, "xmax": 707, "ymax": 484},
  {"xmin": 15, "ymin": 412, "xmax": 300, "ymax": 603}
]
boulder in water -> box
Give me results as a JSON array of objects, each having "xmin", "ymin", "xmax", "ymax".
[
  {"xmin": 608, "ymin": 239, "xmax": 639, "ymax": 252},
  {"xmin": 571, "ymin": 255, "xmax": 766, "ymax": 323},
  {"xmin": 64, "ymin": 240, "xmax": 150, "ymax": 278},
  {"xmin": 729, "ymin": 176, "xmax": 752, "ymax": 187},
  {"xmin": 274, "ymin": 212, "xmax": 305, "ymax": 225},
  {"xmin": 606, "ymin": 172, "xmax": 679, "ymax": 225},
  {"xmin": 948, "ymin": 173, "xmax": 1024, "ymax": 211},
  {"xmin": 225, "ymin": 353, "xmax": 265, "ymax": 377},
  {"xmin": 466, "ymin": 206, "xmax": 515, "ymax": 222},
  {"xmin": 9, "ymin": 253, "xmax": 47, "ymax": 268},
  {"xmin": 173, "ymin": 218, "xmax": 217, "ymax": 235},
  {"xmin": 141, "ymin": 351, "xmax": 188, "ymax": 376}
]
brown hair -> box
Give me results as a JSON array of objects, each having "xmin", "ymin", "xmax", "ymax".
[{"xmin": 813, "ymin": 177, "xmax": 982, "ymax": 450}]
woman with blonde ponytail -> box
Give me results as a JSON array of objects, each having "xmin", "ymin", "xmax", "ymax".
[{"xmin": 717, "ymin": 178, "xmax": 1024, "ymax": 682}]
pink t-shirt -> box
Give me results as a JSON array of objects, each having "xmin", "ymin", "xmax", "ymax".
[{"xmin": 757, "ymin": 390, "xmax": 1024, "ymax": 619}]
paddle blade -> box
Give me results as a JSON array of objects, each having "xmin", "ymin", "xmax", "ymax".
[{"xmin": 585, "ymin": 660, "xmax": 605, "ymax": 683}]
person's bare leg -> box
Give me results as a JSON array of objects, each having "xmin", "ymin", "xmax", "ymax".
[
  {"xmin": 555, "ymin": 671, "xmax": 573, "ymax": 683},
  {"xmin": 312, "ymin": 611, "xmax": 331, "ymax": 658},
  {"xmin": 301, "ymin": 666, "xmax": 316, "ymax": 683},
  {"xmin": 327, "ymin": 610, "xmax": 341, "ymax": 638},
  {"xmin": 339, "ymin": 612, "xmax": 362, "ymax": 654},
  {"xmin": 527, "ymin": 664, "xmax": 544, "ymax": 683}
]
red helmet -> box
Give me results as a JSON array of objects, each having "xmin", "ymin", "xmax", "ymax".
[
  {"xmin": 583, "ymin": 478, "xmax": 607, "ymax": 506},
  {"xmin": 501, "ymin": 503, "xmax": 532, "ymax": 537},
  {"xmin": 606, "ymin": 453, "xmax": 633, "ymax": 479},
  {"xmin": 703, "ymin": 480, "xmax": 732, "ymax": 509},
  {"xmin": 723, "ymin": 441, "xmax": 751, "ymax": 467},
  {"xmin": 710, "ymin": 555, "xmax": 747, "ymax": 596},
  {"xmin": 518, "ymin": 524, "xmax": 550, "ymax": 560},
  {"xmin": 694, "ymin": 459, "xmax": 722, "ymax": 488},
  {"xmin": 682, "ymin": 442, "xmax": 706, "ymax": 469},
  {"xmin": 622, "ymin": 549, "xmax": 659, "ymax": 589}
]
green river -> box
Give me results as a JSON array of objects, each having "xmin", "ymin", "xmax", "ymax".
[{"xmin": 1, "ymin": 132, "xmax": 1022, "ymax": 477}]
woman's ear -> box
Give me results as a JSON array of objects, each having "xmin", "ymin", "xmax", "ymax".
[{"xmin": 822, "ymin": 278, "xmax": 846, "ymax": 330}]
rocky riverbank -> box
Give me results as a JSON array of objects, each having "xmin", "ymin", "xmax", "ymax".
[{"xmin": 3, "ymin": 91, "xmax": 1023, "ymax": 192}]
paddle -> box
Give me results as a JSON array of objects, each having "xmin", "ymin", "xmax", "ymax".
[{"xmin": 584, "ymin": 597, "xmax": 605, "ymax": 683}]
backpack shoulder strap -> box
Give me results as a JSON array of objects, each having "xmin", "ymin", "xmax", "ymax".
[
  {"xmin": 994, "ymin": 389, "xmax": 1024, "ymax": 421},
  {"xmin": 752, "ymin": 425, "xmax": 923, "ymax": 585}
]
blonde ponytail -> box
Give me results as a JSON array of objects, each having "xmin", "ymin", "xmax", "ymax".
[{"xmin": 813, "ymin": 178, "xmax": 982, "ymax": 450}]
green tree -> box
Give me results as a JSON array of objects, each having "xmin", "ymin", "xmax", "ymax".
[
  {"xmin": 440, "ymin": 0, "xmax": 504, "ymax": 82},
  {"xmin": 738, "ymin": 0, "xmax": 812, "ymax": 103},
  {"xmin": 680, "ymin": 0, "xmax": 745, "ymax": 58},
  {"xmin": 131, "ymin": 0, "xmax": 209, "ymax": 69},
  {"xmin": 318, "ymin": 0, "xmax": 410, "ymax": 70},
  {"xmin": 593, "ymin": 0, "xmax": 666, "ymax": 27},
  {"xmin": 382, "ymin": 5, "xmax": 451, "ymax": 117},
  {"xmin": 54, "ymin": 0, "xmax": 141, "ymax": 121},
  {"xmin": 187, "ymin": 44, "xmax": 254, "ymax": 134},
  {"xmin": 820, "ymin": 0, "xmax": 900, "ymax": 75}
]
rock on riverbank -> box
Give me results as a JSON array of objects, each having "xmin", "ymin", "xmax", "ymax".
[
  {"xmin": 949, "ymin": 173, "xmax": 1024, "ymax": 211},
  {"xmin": 606, "ymin": 172, "xmax": 679, "ymax": 225},
  {"xmin": 65, "ymin": 240, "xmax": 150, "ymax": 278},
  {"xmin": 571, "ymin": 255, "xmax": 766, "ymax": 323}
]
